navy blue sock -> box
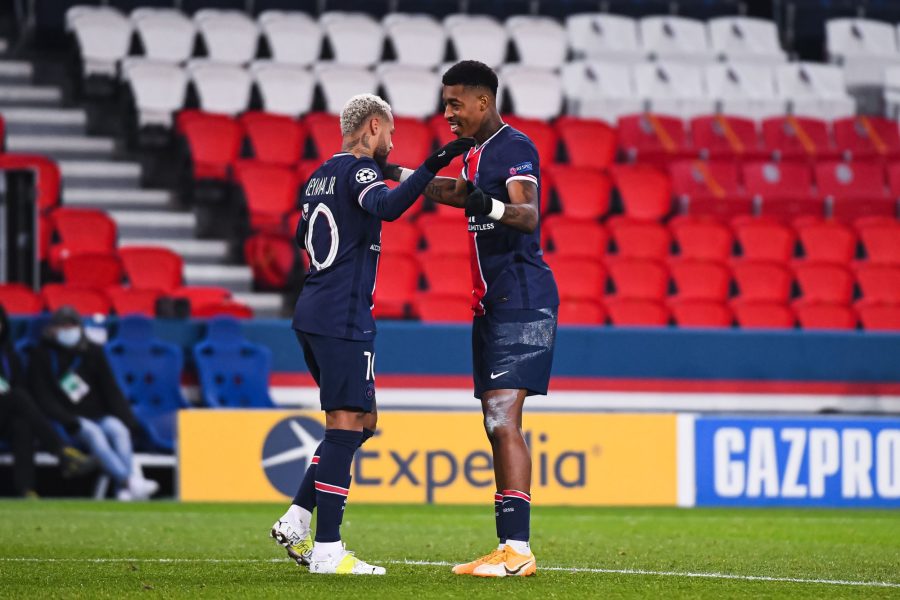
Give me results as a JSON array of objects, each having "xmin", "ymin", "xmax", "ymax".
[
  {"xmin": 291, "ymin": 442, "xmax": 323, "ymax": 512},
  {"xmin": 314, "ymin": 429, "xmax": 363, "ymax": 543},
  {"xmin": 502, "ymin": 489, "xmax": 531, "ymax": 543},
  {"xmin": 494, "ymin": 492, "xmax": 506, "ymax": 543}
]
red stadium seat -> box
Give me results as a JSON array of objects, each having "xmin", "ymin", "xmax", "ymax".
[
  {"xmin": 554, "ymin": 116, "xmax": 617, "ymax": 169},
  {"xmin": 192, "ymin": 301, "xmax": 253, "ymax": 319},
  {"xmin": 41, "ymin": 284, "xmax": 111, "ymax": 315},
  {"xmin": 0, "ymin": 154, "xmax": 61, "ymax": 213},
  {"xmin": 689, "ymin": 114, "xmax": 763, "ymax": 161},
  {"xmin": 298, "ymin": 159, "xmax": 324, "ymax": 185},
  {"xmin": 609, "ymin": 164, "xmax": 672, "ymax": 221},
  {"xmin": 732, "ymin": 261, "xmax": 792, "ymax": 302},
  {"xmin": 856, "ymin": 303, "xmax": 900, "ymax": 331},
  {"xmin": 543, "ymin": 217, "xmax": 608, "ymax": 258},
  {"xmin": 669, "ymin": 259, "xmax": 731, "ymax": 301},
  {"xmin": 105, "ymin": 287, "xmax": 162, "ymax": 317},
  {"xmin": 415, "ymin": 293, "xmax": 473, "ymax": 322},
  {"xmin": 176, "ymin": 111, "xmax": 242, "ymax": 180},
  {"xmin": 814, "ymin": 161, "xmax": 896, "ymax": 222},
  {"xmin": 381, "ymin": 219, "xmax": 421, "ymax": 257},
  {"xmin": 606, "ymin": 258, "xmax": 668, "ymax": 301},
  {"xmin": 796, "ymin": 219, "xmax": 857, "ymax": 265},
  {"xmin": 172, "ymin": 286, "xmax": 231, "ymax": 311},
  {"xmin": 421, "ymin": 255, "xmax": 470, "ymax": 296},
  {"xmin": 0, "ymin": 284, "xmax": 43, "ymax": 315},
  {"xmin": 858, "ymin": 220, "xmax": 900, "ymax": 265},
  {"xmin": 233, "ymin": 160, "xmax": 302, "ymax": 232},
  {"xmin": 742, "ymin": 161, "xmax": 822, "ymax": 220},
  {"xmin": 761, "ymin": 116, "xmax": 836, "ymax": 161},
  {"xmin": 733, "ymin": 218, "xmax": 796, "ymax": 262},
  {"xmin": 617, "ymin": 113, "xmax": 689, "ymax": 166},
  {"xmin": 61, "ymin": 253, "xmax": 124, "ymax": 290},
  {"xmin": 502, "ymin": 115, "xmax": 559, "ymax": 164},
  {"xmin": 373, "ymin": 254, "xmax": 420, "ymax": 319},
  {"xmin": 856, "ymin": 264, "xmax": 900, "ymax": 304},
  {"xmin": 794, "ymin": 263, "xmax": 853, "ymax": 304},
  {"xmin": 418, "ymin": 215, "xmax": 470, "ymax": 257},
  {"xmin": 608, "ymin": 218, "xmax": 671, "ymax": 260},
  {"xmin": 794, "ymin": 302, "xmax": 857, "ymax": 330},
  {"xmin": 545, "ymin": 256, "xmax": 606, "ymax": 300},
  {"xmin": 669, "ymin": 216, "xmax": 733, "ymax": 262},
  {"xmin": 544, "ymin": 165, "xmax": 612, "ymax": 220},
  {"xmin": 605, "ymin": 298, "xmax": 669, "ymax": 327},
  {"xmin": 389, "ymin": 117, "xmax": 435, "ymax": 166},
  {"xmin": 48, "ymin": 208, "xmax": 117, "ymax": 272},
  {"xmin": 832, "ymin": 116, "xmax": 900, "ymax": 160},
  {"xmin": 669, "ymin": 160, "xmax": 751, "ymax": 219},
  {"xmin": 731, "ymin": 300, "xmax": 795, "ymax": 329},
  {"xmin": 243, "ymin": 232, "xmax": 303, "ymax": 290},
  {"xmin": 304, "ymin": 112, "xmax": 342, "ymax": 159},
  {"xmin": 668, "ymin": 298, "xmax": 733, "ymax": 328},
  {"xmin": 887, "ymin": 161, "xmax": 900, "ymax": 198},
  {"xmin": 119, "ymin": 247, "xmax": 183, "ymax": 292},
  {"xmin": 557, "ymin": 299, "xmax": 606, "ymax": 325},
  {"xmin": 239, "ymin": 112, "xmax": 307, "ymax": 166}
]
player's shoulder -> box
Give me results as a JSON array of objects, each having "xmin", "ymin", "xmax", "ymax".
[
  {"xmin": 344, "ymin": 155, "xmax": 382, "ymax": 185},
  {"xmin": 498, "ymin": 126, "xmax": 538, "ymax": 155}
]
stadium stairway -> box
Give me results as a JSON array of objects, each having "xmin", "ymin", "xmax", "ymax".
[{"xmin": 0, "ymin": 48, "xmax": 284, "ymax": 317}]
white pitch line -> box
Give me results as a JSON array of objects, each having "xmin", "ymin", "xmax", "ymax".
[{"xmin": 1, "ymin": 557, "xmax": 898, "ymax": 589}]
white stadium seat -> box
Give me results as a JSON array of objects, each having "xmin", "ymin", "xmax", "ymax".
[
  {"xmin": 499, "ymin": 65, "xmax": 563, "ymax": 120},
  {"xmin": 186, "ymin": 59, "xmax": 252, "ymax": 115},
  {"xmin": 506, "ymin": 16, "xmax": 568, "ymax": 69},
  {"xmin": 320, "ymin": 12, "xmax": 385, "ymax": 67},
  {"xmin": 194, "ymin": 10, "xmax": 259, "ymax": 65},
  {"xmin": 122, "ymin": 58, "xmax": 188, "ymax": 128},
  {"xmin": 640, "ymin": 16, "xmax": 715, "ymax": 64},
  {"xmin": 561, "ymin": 60, "xmax": 643, "ymax": 122},
  {"xmin": 565, "ymin": 14, "xmax": 644, "ymax": 64},
  {"xmin": 377, "ymin": 64, "xmax": 441, "ymax": 119},
  {"xmin": 705, "ymin": 62, "xmax": 785, "ymax": 120},
  {"xmin": 65, "ymin": 5, "xmax": 122, "ymax": 30},
  {"xmin": 315, "ymin": 63, "xmax": 379, "ymax": 114},
  {"xmin": 68, "ymin": 8, "xmax": 133, "ymax": 78},
  {"xmin": 258, "ymin": 11, "xmax": 323, "ymax": 67},
  {"xmin": 383, "ymin": 14, "xmax": 446, "ymax": 68},
  {"xmin": 826, "ymin": 18, "xmax": 900, "ymax": 88},
  {"xmin": 250, "ymin": 60, "xmax": 316, "ymax": 117},
  {"xmin": 775, "ymin": 62, "xmax": 856, "ymax": 120},
  {"xmin": 445, "ymin": 15, "xmax": 508, "ymax": 68},
  {"xmin": 634, "ymin": 62, "xmax": 715, "ymax": 119},
  {"xmin": 708, "ymin": 17, "xmax": 787, "ymax": 65},
  {"xmin": 133, "ymin": 10, "xmax": 197, "ymax": 63},
  {"xmin": 883, "ymin": 66, "xmax": 900, "ymax": 118}
]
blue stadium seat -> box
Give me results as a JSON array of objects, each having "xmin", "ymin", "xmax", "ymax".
[
  {"xmin": 192, "ymin": 317, "xmax": 275, "ymax": 408},
  {"xmin": 14, "ymin": 315, "xmax": 52, "ymax": 369},
  {"xmin": 106, "ymin": 316, "xmax": 189, "ymax": 453}
]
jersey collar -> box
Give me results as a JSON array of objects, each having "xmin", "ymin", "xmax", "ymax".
[{"xmin": 473, "ymin": 123, "xmax": 508, "ymax": 151}]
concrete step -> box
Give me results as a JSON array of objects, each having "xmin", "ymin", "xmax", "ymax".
[
  {"xmin": 108, "ymin": 209, "xmax": 196, "ymax": 239},
  {"xmin": 0, "ymin": 85, "xmax": 62, "ymax": 105},
  {"xmin": 1, "ymin": 107, "xmax": 85, "ymax": 134},
  {"xmin": 0, "ymin": 61, "xmax": 32, "ymax": 81},
  {"xmin": 120, "ymin": 238, "xmax": 230, "ymax": 264},
  {"xmin": 184, "ymin": 264, "xmax": 253, "ymax": 293},
  {"xmin": 63, "ymin": 187, "xmax": 174, "ymax": 210},
  {"xmin": 59, "ymin": 160, "xmax": 142, "ymax": 188},
  {"xmin": 233, "ymin": 292, "xmax": 285, "ymax": 317},
  {"xmin": 8, "ymin": 134, "xmax": 116, "ymax": 158}
]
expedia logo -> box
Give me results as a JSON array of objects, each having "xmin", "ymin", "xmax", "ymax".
[{"xmin": 261, "ymin": 416, "xmax": 325, "ymax": 496}]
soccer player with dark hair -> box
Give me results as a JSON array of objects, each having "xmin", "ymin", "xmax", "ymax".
[
  {"xmin": 385, "ymin": 61, "xmax": 559, "ymax": 577},
  {"xmin": 269, "ymin": 93, "xmax": 474, "ymax": 576}
]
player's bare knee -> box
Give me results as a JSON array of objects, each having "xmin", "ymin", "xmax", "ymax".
[{"xmin": 482, "ymin": 394, "xmax": 516, "ymax": 438}]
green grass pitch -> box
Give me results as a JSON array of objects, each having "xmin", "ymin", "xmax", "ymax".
[{"xmin": 1, "ymin": 501, "xmax": 899, "ymax": 599}]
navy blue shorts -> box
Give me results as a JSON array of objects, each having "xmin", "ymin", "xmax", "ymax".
[
  {"xmin": 472, "ymin": 307, "xmax": 558, "ymax": 400},
  {"xmin": 295, "ymin": 330, "xmax": 376, "ymax": 412}
]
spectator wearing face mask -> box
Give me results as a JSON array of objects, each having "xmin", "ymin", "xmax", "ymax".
[
  {"xmin": 28, "ymin": 307, "xmax": 159, "ymax": 501},
  {"xmin": 0, "ymin": 305, "xmax": 97, "ymax": 497}
]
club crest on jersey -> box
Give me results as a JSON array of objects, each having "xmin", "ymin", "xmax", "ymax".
[
  {"xmin": 509, "ymin": 161, "xmax": 533, "ymax": 176},
  {"xmin": 355, "ymin": 168, "xmax": 378, "ymax": 183}
]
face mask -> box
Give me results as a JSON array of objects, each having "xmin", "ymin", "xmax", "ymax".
[{"xmin": 56, "ymin": 327, "xmax": 82, "ymax": 348}]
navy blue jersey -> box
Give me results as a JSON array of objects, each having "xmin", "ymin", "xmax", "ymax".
[{"xmin": 462, "ymin": 125, "xmax": 559, "ymax": 314}]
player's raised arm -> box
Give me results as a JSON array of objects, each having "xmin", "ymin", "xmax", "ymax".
[{"xmin": 465, "ymin": 180, "xmax": 540, "ymax": 234}]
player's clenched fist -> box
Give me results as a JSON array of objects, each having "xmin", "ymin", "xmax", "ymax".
[
  {"xmin": 465, "ymin": 181, "xmax": 506, "ymax": 221},
  {"xmin": 423, "ymin": 137, "xmax": 476, "ymax": 174}
]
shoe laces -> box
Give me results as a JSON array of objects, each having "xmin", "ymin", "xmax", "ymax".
[{"xmin": 481, "ymin": 549, "xmax": 508, "ymax": 565}]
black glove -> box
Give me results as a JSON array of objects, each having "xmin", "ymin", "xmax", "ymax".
[
  {"xmin": 423, "ymin": 137, "xmax": 476, "ymax": 174},
  {"xmin": 465, "ymin": 181, "xmax": 493, "ymax": 218},
  {"xmin": 382, "ymin": 163, "xmax": 402, "ymax": 181}
]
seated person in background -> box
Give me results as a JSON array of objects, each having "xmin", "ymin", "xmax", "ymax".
[
  {"xmin": 28, "ymin": 307, "xmax": 159, "ymax": 501},
  {"xmin": 0, "ymin": 305, "xmax": 96, "ymax": 497}
]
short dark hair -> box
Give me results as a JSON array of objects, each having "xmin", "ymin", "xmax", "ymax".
[{"xmin": 442, "ymin": 60, "xmax": 498, "ymax": 97}]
